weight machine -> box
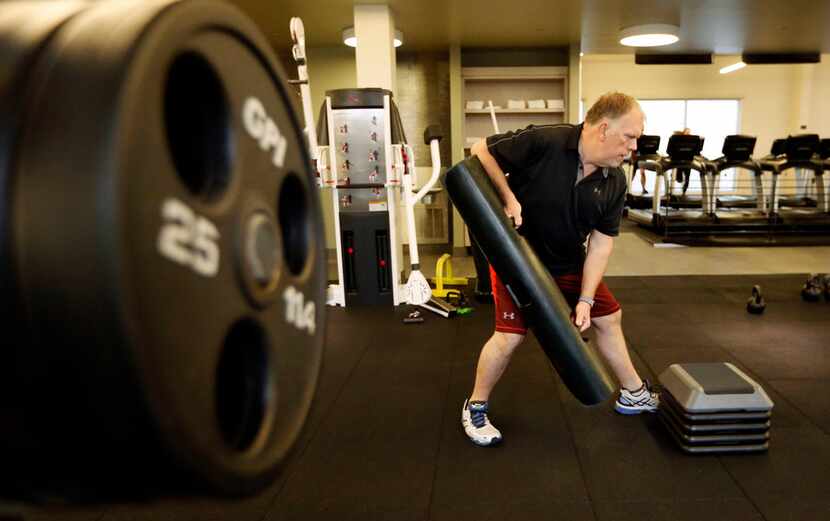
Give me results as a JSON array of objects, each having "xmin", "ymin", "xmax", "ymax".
[{"xmin": 289, "ymin": 18, "xmax": 442, "ymax": 308}]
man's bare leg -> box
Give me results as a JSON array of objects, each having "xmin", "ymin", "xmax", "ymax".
[
  {"xmin": 591, "ymin": 310, "xmax": 642, "ymax": 391},
  {"xmin": 470, "ymin": 331, "xmax": 524, "ymax": 401}
]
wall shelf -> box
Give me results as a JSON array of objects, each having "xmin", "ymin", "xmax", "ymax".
[
  {"xmin": 461, "ymin": 66, "xmax": 568, "ymax": 148},
  {"xmin": 465, "ymin": 108, "xmax": 565, "ymax": 114}
]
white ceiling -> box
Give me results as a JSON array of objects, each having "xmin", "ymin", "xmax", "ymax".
[{"xmin": 233, "ymin": 0, "xmax": 830, "ymax": 55}]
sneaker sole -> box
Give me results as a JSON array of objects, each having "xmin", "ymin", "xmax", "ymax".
[
  {"xmin": 465, "ymin": 431, "xmax": 502, "ymax": 447},
  {"xmin": 614, "ymin": 403, "xmax": 658, "ymax": 415},
  {"xmin": 461, "ymin": 418, "xmax": 502, "ymax": 446}
]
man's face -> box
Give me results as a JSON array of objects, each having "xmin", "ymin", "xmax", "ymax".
[{"xmin": 598, "ymin": 109, "xmax": 644, "ymax": 167}]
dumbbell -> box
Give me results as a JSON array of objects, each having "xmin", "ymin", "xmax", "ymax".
[
  {"xmin": 746, "ymin": 285, "xmax": 766, "ymax": 314},
  {"xmin": 0, "ymin": 0, "xmax": 324, "ymax": 500},
  {"xmin": 801, "ymin": 274, "xmax": 824, "ymax": 302}
]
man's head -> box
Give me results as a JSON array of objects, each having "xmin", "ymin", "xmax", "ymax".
[{"xmin": 582, "ymin": 92, "xmax": 644, "ymax": 168}]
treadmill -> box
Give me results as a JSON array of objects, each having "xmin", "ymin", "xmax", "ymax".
[
  {"xmin": 663, "ymin": 135, "xmax": 710, "ymax": 210},
  {"xmin": 711, "ymin": 135, "xmax": 765, "ymax": 210},
  {"xmin": 707, "ymin": 135, "xmax": 771, "ymax": 227},
  {"xmin": 758, "ymin": 137, "xmax": 787, "ymax": 204},
  {"xmin": 818, "ymin": 139, "xmax": 830, "ymax": 210},
  {"xmin": 628, "ymin": 134, "xmax": 713, "ymax": 233},
  {"xmin": 766, "ymin": 134, "xmax": 827, "ymax": 225},
  {"xmin": 759, "ymin": 137, "xmax": 786, "ymax": 165},
  {"xmin": 625, "ymin": 135, "xmax": 664, "ymax": 210}
]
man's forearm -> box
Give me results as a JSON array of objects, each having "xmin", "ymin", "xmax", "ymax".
[{"xmin": 581, "ymin": 242, "xmax": 612, "ymax": 299}]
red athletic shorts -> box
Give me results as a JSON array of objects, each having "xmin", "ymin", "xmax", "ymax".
[{"xmin": 490, "ymin": 265, "xmax": 621, "ymax": 334}]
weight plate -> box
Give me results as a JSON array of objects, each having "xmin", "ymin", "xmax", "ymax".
[
  {"xmin": 0, "ymin": 0, "xmax": 96, "ymax": 499},
  {"xmin": 0, "ymin": 0, "xmax": 94, "ymax": 336},
  {"xmin": 11, "ymin": 0, "xmax": 324, "ymax": 497}
]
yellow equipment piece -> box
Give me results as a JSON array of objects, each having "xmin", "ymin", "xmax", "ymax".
[{"xmin": 431, "ymin": 253, "xmax": 468, "ymax": 297}]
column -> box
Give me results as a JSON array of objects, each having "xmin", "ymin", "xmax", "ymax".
[{"xmin": 353, "ymin": 4, "xmax": 396, "ymax": 92}]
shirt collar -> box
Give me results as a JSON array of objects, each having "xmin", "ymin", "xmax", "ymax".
[{"xmin": 572, "ymin": 124, "xmax": 610, "ymax": 179}]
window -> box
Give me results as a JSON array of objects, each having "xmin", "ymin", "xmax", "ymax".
[{"xmin": 637, "ymin": 99, "xmax": 740, "ymax": 193}]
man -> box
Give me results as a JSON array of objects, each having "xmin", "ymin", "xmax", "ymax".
[{"xmin": 461, "ymin": 92, "xmax": 659, "ymax": 447}]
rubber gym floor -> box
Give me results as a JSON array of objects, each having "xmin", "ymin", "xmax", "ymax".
[{"xmin": 11, "ymin": 274, "xmax": 829, "ymax": 521}]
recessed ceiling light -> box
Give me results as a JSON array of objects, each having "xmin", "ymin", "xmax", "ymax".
[
  {"xmin": 719, "ymin": 61, "xmax": 746, "ymax": 74},
  {"xmin": 342, "ymin": 26, "xmax": 403, "ymax": 48},
  {"xmin": 619, "ymin": 24, "xmax": 680, "ymax": 47},
  {"xmin": 342, "ymin": 27, "xmax": 357, "ymax": 47}
]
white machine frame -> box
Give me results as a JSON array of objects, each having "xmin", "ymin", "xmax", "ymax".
[{"xmin": 289, "ymin": 17, "xmax": 441, "ymax": 308}]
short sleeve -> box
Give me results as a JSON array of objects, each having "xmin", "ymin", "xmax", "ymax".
[
  {"xmin": 595, "ymin": 173, "xmax": 627, "ymax": 237},
  {"xmin": 484, "ymin": 125, "xmax": 546, "ymax": 178}
]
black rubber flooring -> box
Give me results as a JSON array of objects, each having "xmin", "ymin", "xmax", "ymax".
[{"xmin": 11, "ymin": 274, "xmax": 830, "ymax": 521}]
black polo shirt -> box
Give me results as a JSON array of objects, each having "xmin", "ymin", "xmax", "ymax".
[{"xmin": 485, "ymin": 123, "xmax": 627, "ymax": 275}]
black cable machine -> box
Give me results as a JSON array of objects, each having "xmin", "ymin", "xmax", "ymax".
[{"xmin": 316, "ymin": 88, "xmax": 404, "ymax": 306}]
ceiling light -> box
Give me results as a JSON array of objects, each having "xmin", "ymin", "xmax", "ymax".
[
  {"xmin": 619, "ymin": 24, "xmax": 679, "ymax": 47},
  {"xmin": 342, "ymin": 26, "xmax": 403, "ymax": 48},
  {"xmin": 342, "ymin": 27, "xmax": 356, "ymax": 47},
  {"xmin": 719, "ymin": 61, "xmax": 746, "ymax": 74}
]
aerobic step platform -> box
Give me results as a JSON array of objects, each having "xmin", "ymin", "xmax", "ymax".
[{"xmin": 658, "ymin": 363, "xmax": 774, "ymax": 454}]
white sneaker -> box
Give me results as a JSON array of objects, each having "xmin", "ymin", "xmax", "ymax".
[
  {"xmin": 461, "ymin": 399, "xmax": 502, "ymax": 446},
  {"xmin": 614, "ymin": 380, "xmax": 659, "ymax": 415}
]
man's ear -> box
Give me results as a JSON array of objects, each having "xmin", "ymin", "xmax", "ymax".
[{"xmin": 599, "ymin": 121, "xmax": 608, "ymax": 141}]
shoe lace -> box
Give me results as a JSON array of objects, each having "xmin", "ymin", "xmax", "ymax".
[
  {"xmin": 623, "ymin": 391, "xmax": 657, "ymax": 407},
  {"xmin": 468, "ymin": 402, "xmax": 488, "ymax": 428},
  {"xmin": 622, "ymin": 381, "xmax": 658, "ymax": 407}
]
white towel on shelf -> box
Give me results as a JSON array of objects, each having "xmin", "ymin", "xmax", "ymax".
[
  {"xmin": 527, "ymin": 99, "xmax": 546, "ymax": 109},
  {"xmin": 466, "ymin": 100, "xmax": 485, "ymax": 110},
  {"xmin": 507, "ymin": 99, "xmax": 526, "ymax": 109},
  {"xmin": 546, "ymin": 99, "xmax": 565, "ymax": 110}
]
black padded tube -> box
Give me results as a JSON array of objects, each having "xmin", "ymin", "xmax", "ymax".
[{"xmin": 443, "ymin": 157, "xmax": 616, "ymax": 405}]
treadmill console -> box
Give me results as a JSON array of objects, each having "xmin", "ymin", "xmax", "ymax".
[
  {"xmin": 784, "ymin": 134, "xmax": 819, "ymax": 161},
  {"xmin": 769, "ymin": 138, "xmax": 786, "ymax": 157},
  {"xmin": 666, "ymin": 134, "xmax": 703, "ymax": 161},
  {"xmin": 636, "ymin": 135, "xmax": 660, "ymax": 155},
  {"xmin": 819, "ymin": 138, "xmax": 830, "ymax": 160},
  {"xmin": 722, "ymin": 135, "xmax": 756, "ymax": 162}
]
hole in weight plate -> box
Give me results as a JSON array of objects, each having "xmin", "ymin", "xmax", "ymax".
[
  {"xmin": 164, "ymin": 52, "xmax": 232, "ymax": 200},
  {"xmin": 216, "ymin": 319, "xmax": 269, "ymax": 451},
  {"xmin": 279, "ymin": 174, "xmax": 310, "ymax": 275}
]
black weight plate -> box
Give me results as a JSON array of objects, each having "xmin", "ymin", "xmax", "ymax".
[
  {"xmin": 0, "ymin": 0, "xmax": 95, "ymax": 498},
  {"xmin": 12, "ymin": 0, "xmax": 324, "ymax": 497}
]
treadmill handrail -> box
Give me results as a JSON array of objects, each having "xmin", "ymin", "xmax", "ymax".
[
  {"xmin": 760, "ymin": 158, "xmax": 823, "ymax": 175},
  {"xmin": 712, "ymin": 157, "xmax": 763, "ymax": 175},
  {"xmin": 659, "ymin": 157, "xmax": 710, "ymax": 175},
  {"xmin": 635, "ymin": 153, "xmax": 664, "ymax": 162},
  {"xmin": 634, "ymin": 155, "xmax": 665, "ymax": 174}
]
